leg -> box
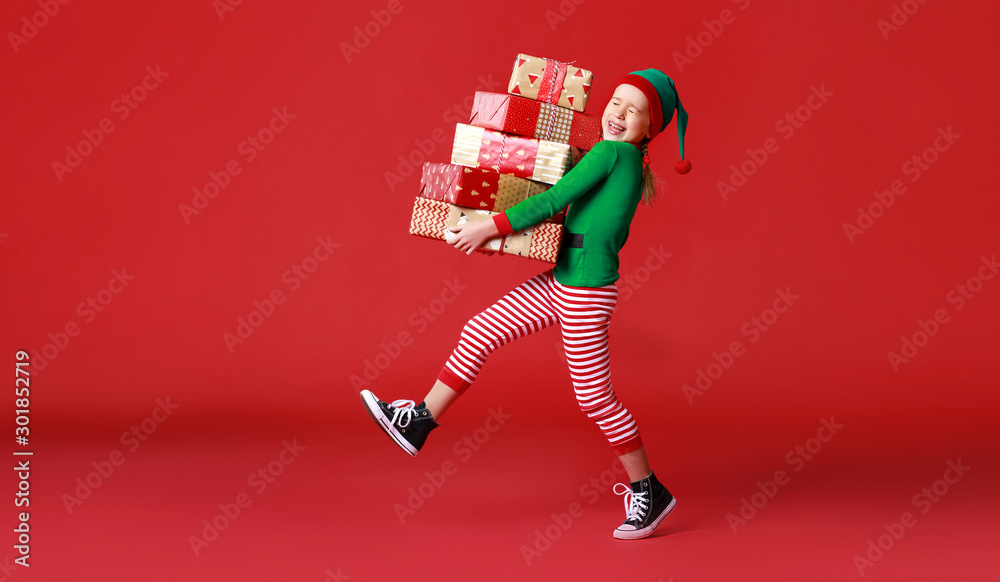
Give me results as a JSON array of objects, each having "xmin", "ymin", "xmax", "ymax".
[
  {"xmin": 618, "ymin": 446, "xmax": 652, "ymax": 483},
  {"xmin": 548, "ymin": 282, "xmax": 677, "ymax": 539},
  {"xmin": 362, "ymin": 269, "xmax": 558, "ymax": 456},
  {"xmin": 431, "ymin": 269, "xmax": 559, "ymax": 413},
  {"xmin": 422, "ymin": 380, "xmax": 458, "ymax": 420},
  {"xmin": 552, "ymin": 277, "xmax": 644, "ymax": 458}
]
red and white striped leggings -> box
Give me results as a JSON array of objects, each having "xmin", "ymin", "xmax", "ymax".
[{"xmin": 437, "ymin": 268, "xmax": 643, "ymax": 456}]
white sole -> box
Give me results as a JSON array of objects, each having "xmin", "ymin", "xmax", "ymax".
[
  {"xmin": 360, "ymin": 390, "xmax": 418, "ymax": 457},
  {"xmin": 613, "ymin": 496, "xmax": 677, "ymax": 540}
]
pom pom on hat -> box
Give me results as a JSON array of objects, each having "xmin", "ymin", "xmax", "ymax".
[{"xmin": 618, "ymin": 69, "xmax": 691, "ymax": 175}]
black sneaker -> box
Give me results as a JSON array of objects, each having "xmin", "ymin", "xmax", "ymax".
[
  {"xmin": 612, "ymin": 470, "xmax": 676, "ymax": 539},
  {"xmin": 360, "ymin": 390, "xmax": 439, "ymax": 457}
]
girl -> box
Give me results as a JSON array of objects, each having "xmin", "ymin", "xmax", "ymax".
[{"xmin": 361, "ymin": 68, "xmax": 690, "ymax": 540}]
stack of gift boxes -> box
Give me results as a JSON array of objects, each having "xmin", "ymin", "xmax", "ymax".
[{"xmin": 408, "ymin": 54, "xmax": 603, "ymax": 263}]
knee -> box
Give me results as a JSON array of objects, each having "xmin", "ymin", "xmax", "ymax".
[
  {"xmin": 459, "ymin": 319, "xmax": 479, "ymax": 345},
  {"xmin": 578, "ymin": 395, "xmax": 623, "ymax": 419},
  {"xmin": 461, "ymin": 313, "xmax": 497, "ymax": 346}
]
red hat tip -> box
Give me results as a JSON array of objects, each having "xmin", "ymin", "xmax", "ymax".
[{"xmin": 675, "ymin": 159, "xmax": 692, "ymax": 174}]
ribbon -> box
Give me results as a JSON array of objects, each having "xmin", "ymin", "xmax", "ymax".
[
  {"xmin": 479, "ymin": 128, "xmax": 538, "ymax": 179},
  {"xmin": 544, "ymin": 104, "xmax": 557, "ymax": 141},
  {"xmin": 539, "ymin": 102, "xmax": 573, "ymax": 142},
  {"xmin": 536, "ymin": 58, "xmax": 576, "ymax": 140},
  {"xmin": 492, "ymin": 133, "xmax": 507, "ymax": 174},
  {"xmin": 536, "ymin": 58, "xmax": 575, "ymax": 107}
]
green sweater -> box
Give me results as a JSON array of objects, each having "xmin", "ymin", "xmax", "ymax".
[{"xmin": 492, "ymin": 139, "xmax": 644, "ymax": 287}]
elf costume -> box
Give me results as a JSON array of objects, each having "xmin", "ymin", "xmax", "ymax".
[
  {"xmin": 362, "ymin": 68, "xmax": 689, "ymax": 541},
  {"xmin": 491, "ymin": 68, "xmax": 690, "ymax": 288},
  {"xmin": 434, "ymin": 68, "xmax": 692, "ymax": 453}
]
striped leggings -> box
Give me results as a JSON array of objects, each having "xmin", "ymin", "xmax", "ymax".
[{"xmin": 437, "ymin": 268, "xmax": 643, "ymax": 456}]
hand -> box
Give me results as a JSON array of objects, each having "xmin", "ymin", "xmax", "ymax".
[{"xmin": 446, "ymin": 219, "xmax": 501, "ymax": 255}]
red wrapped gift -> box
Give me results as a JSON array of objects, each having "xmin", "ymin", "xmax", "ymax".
[
  {"xmin": 450, "ymin": 123, "xmax": 574, "ymax": 185},
  {"xmin": 508, "ymin": 54, "xmax": 593, "ymax": 113},
  {"xmin": 469, "ymin": 91, "xmax": 602, "ymax": 151},
  {"xmin": 418, "ymin": 162, "xmax": 567, "ymax": 222},
  {"xmin": 408, "ymin": 197, "xmax": 564, "ymax": 263}
]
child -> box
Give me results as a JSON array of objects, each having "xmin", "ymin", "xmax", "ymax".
[{"xmin": 362, "ymin": 68, "xmax": 690, "ymax": 540}]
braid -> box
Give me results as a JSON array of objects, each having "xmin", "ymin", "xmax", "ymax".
[
  {"xmin": 641, "ymin": 141, "xmax": 650, "ymax": 182},
  {"xmin": 639, "ymin": 139, "xmax": 660, "ymax": 206}
]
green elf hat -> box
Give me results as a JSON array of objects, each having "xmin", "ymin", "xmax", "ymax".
[{"xmin": 617, "ymin": 68, "xmax": 691, "ymax": 174}]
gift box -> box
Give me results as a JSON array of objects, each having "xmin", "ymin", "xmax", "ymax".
[
  {"xmin": 508, "ymin": 54, "xmax": 593, "ymax": 113},
  {"xmin": 408, "ymin": 197, "xmax": 563, "ymax": 263},
  {"xmin": 469, "ymin": 91, "xmax": 602, "ymax": 151},
  {"xmin": 418, "ymin": 162, "xmax": 567, "ymax": 222},
  {"xmin": 450, "ymin": 123, "xmax": 573, "ymax": 185}
]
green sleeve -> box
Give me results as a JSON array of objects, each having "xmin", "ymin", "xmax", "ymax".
[{"xmin": 503, "ymin": 140, "xmax": 617, "ymax": 233}]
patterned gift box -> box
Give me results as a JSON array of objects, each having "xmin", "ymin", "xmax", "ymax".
[
  {"xmin": 450, "ymin": 123, "xmax": 573, "ymax": 186},
  {"xmin": 418, "ymin": 162, "xmax": 567, "ymax": 222},
  {"xmin": 469, "ymin": 91, "xmax": 602, "ymax": 151},
  {"xmin": 507, "ymin": 53, "xmax": 593, "ymax": 113},
  {"xmin": 408, "ymin": 197, "xmax": 563, "ymax": 263}
]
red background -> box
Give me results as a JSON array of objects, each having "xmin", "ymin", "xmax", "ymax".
[{"xmin": 1, "ymin": 0, "xmax": 997, "ymax": 580}]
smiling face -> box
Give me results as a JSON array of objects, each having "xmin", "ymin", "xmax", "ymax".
[{"xmin": 602, "ymin": 83, "xmax": 653, "ymax": 144}]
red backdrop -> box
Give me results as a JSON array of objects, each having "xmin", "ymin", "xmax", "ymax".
[{"xmin": 1, "ymin": 0, "xmax": 997, "ymax": 580}]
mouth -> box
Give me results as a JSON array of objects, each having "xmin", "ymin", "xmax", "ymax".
[{"xmin": 606, "ymin": 119, "xmax": 626, "ymax": 136}]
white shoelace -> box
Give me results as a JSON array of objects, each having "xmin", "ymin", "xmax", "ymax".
[
  {"xmin": 389, "ymin": 399, "xmax": 417, "ymax": 428},
  {"xmin": 614, "ymin": 483, "xmax": 648, "ymax": 521}
]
